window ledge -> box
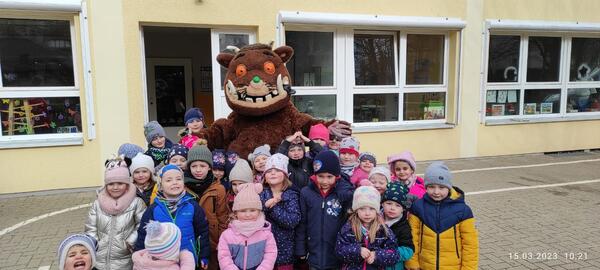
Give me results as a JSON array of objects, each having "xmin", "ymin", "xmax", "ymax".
[
  {"xmin": 353, "ymin": 122, "xmax": 455, "ymax": 133},
  {"xmin": 0, "ymin": 133, "xmax": 83, "ymax": 149},
  {"xmin": 485, "ymin": 114, "xmax": 600, "ymax": 126}
]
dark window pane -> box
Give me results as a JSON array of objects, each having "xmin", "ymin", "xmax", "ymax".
[
  {"xmin": 485, "ymin": 90, "xmax": 520, "ymax": 116},
  {"xmin": 403, "ymin": 92, "xmax": 445, "ymax": 120},
  {"xmin": 155, "ymin": 65, "xmax": 188, "ymax": 127},
  {"xmin": 219, "ymin": 34, "xmax": 249, "ymax": 87},
  {"xmin": 1, "ymin": 97, "xmax": 81, "ymax": 135},
  {"xmin": 0, "ymin": 19, "xmax": 74, "ymax": 86},
  {"xmin": 570, "ymin": 38, "xmax": 600, "ymax": 82},
  {"xmin": 567, "ymin": 88, "xmax": 600, "ymax": 113},
  {"xmin": 527, "ymin": 36, "xmax": 561, "ymax": 82},
  {"xmin": 353, "ymin": 94, "xmax": 398, "ymax": 122},
  {"xmin": 487, "ymin": 35, "xmax": 520, "ymax": 82},
  {"xmin": 524, "ymin": 89, "xmax": 561, "ymax": 114},
  {"xmin": 354, "ymin": 33, "xmax": 395, "ymax": 85},
  {"xmin": 406, "ymin": 34, "xmax": 444, "ymax": 84},
  {"xmin": 292, "ymin": 95, "xmax": 336, "ymax": 119},
  {"xmin": 286, "ymin": 31, "xmax": 334, "ymax": 86}
]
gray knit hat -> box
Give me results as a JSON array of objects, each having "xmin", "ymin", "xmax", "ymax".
[
  {"xmin": 247, "ymin": 144, "xmax": 272, "ymax": 165},
  {"xmin": 187, "ymin": 143, "xmax": 213, "ymax": 168},
  {"xmin": 118, "ymin": 143, "xmax": 144, "ymax": 160},
  {"xmin": 424, "ymin": 161, "xmax": 453, "ymax": 189},
  {"xmin": 144, "ymin": 121, "xmax": 166, "ymax": 143},
  {"xmin": 229, "ymin": 159, "xmax": 253, "ymax": 184}
]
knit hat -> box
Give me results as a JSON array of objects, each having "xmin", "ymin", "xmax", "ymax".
[
  {"xmin": 160, "ymin": 164, "xmax": 184, "ymax": 178},
  {"xmin": 247, "ymin": 144, "xmax": 272, "ymax": 165},
  {"xmin": 58, "ymin": 233, "xmax": 97, "ymax": 270},
  {"xmin": 225, "ymin": 151, "xmax": 240, "ymax": 176},
  {"xmin": 144, "ymin": 221, "xmax": 181, "ymax": 261},
  {"xmin": 229, "ymin": 159, "xmax": 253, "ymax": 184},
  {"xmin": 339, "ymin": 137, "xmax": 360, "ymax": 156},
  {"xmin": 184, "ymin": 107, "xmax": 204, "ymax": 125},
  {"xmin": 264, "ymin": 153, "xmax": 289, "ymax": 175},
  {"xmin": 144, "ymin": 121, "xmax": 167, "ymax": 144},
  {"xmin": 359, "ymin": 152, "xmax": 377, "ymax": 165},
  {"xmin": 130, "ymin": 153, "xmax": 155, "ymax": 175},
  {"xmin": 168, "ymin": 144, "xmax": 189, "ymax": 161},
  {"xmin": 212, "ymin": 149, "xmax": 226, "ymax": 170},
  {"xmin": 368, "ymin": 166, "xmax": 391, "ymax": 183},
  {"xmin": 424, "ymin": 161, "xmax": 453, "ymax": 189},
  {"xmin": 118, "ymin": 143, "xmax": 144, "ymax": 160},
  {"xmin": 382, "ymin": 182, "xmax": 411, "ymax": 208},
  {"xmin": 352, "ymin": 186, "xmax": 381, "ymax": 211},
  {"xmin": 232, "ymin": 183, "xmax": 263, "ymax": 211},
  {"xmin": 104, "ymin": 157, "xmax": 131, "ymax": 185},
  {"xmin": 313, "ymin": 150, "xmax": 341, "ymax": 177},
  {"xmin": 387, "ymin": 151, "xmax": 417, "ymax": 172},
  {"xmin": 309, "ymin": 123, "xmax": 329, "ymax": 144},
  {"xmin": 187, "ymin": 142, "xmax": 213, "ymax": 168}
]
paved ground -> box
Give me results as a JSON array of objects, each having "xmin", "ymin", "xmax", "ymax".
[{"xmin": 1, "ymin": 151, "xmax": 599, "ymax": 269}]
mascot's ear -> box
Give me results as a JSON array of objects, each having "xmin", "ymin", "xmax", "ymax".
[
  {"xmin": 274, "ymin": 46, "xmax": 294, "ymax": 63},
  {"xmin": 217, "ymin": 52, "xmax": 235, "ymax": 68}
]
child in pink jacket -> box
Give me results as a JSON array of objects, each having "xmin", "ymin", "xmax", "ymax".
[
  {"xmin": 387, "ymin": 151, "xmax": 426, "ymax": 199},
  {"xmin": 217, "ymin": 183, "xmax": 277, "ymax": 270},
  {"xmin": 132, "ymin": 221, "xmax": 195, "ymax": 270}
]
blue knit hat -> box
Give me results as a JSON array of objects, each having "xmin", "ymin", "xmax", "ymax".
[
  {"xmin": 313, "ymin": 150, "xmax": 341, "ymax": 177},
  {"xmin": 184, "ymin": 107, "xmax": 204, "ymax": 125},
  {"xmin": 212, "ymin": 149, "xmax": 226, "ymax": 170},
  {"xmin": 118, "ymin": 143, "xmax": 144, "ymax": 160},
  {"xmin": 58, "ymin": 234, "xmax": 97, "ymax": 270},
  {"xmin": 383, "ymin": 182, "xmax": 411, "ymax": 208},
  {"xmin": 160, "ymin": 164, "xmax": 183, "ymax": 178},
  {"xmin": 144, "ymin": 121, "xmax": 166, "ymax": 144},
  {"xmin": 424, "ymin": 161, "xmax": 453, "ymax": 189},
  {"xmin": 168, "ymin": 144, "xmax": 189, "ymax": 161}
]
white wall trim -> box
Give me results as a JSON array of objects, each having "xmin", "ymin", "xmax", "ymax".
[
  {"xmin": 0, "ymin": 133, "xmax": 83, "ymax": 149},
  {"xmin": 0, "ymin": 0, "xmax": 81, "ymax": 12},
  {"xmin": 486, "ymin": 19, "xmax": 600, "ymax": 32},
  {"xmin": 279, "ymin": 11, "xmax": 466, "ymax": 29},
  {"xmin": 79, "ymin": 0, "xmax": 95, "ymax": 140}
]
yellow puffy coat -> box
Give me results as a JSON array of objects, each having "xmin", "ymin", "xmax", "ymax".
[{"xmin": 405, "ymin": 187, "xmax": 478, "ymax": 270}]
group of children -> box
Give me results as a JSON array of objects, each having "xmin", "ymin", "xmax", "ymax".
[{"xmin": 57, "ymin": 107, "xmax": 479, "ymax": 270}]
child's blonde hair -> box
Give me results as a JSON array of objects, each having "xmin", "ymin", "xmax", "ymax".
[{"xmin": 348, "ymin": 210, "xmax": 389, "ymax": 243}]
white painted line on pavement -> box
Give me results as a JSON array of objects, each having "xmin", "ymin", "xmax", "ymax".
[
  {"xmin": 466, "ymin": 179, "xmax": 600, "ymax": 195},
  {"xmin": 38, "ymin": 266, "xmax": 50, "ymax": 270},
  {"xmin": 0, "ymin": 203, "xmax": 91, "ymax": 238},
  {"xmin": 451, "ymin": 158, "xmax": 600, "ymax": 174}
]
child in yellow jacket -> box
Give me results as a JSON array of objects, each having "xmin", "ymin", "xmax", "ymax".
[{"xmin": 406, "ymin": 162, "xmax": 478, "ymax": 270}]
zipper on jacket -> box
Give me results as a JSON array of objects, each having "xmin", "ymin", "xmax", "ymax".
[
  {"xmin": 435, "ymin": 204, "xmax": 440, "ymax": 270},
  {"xmin": 321, "ymin": 197, "xmax": 325, "ymax": 268},
  {"xmin": 419, "ymin": 221, "xmax": 424, "ymax": 254},
  {"xmin": 212, "ymin": 197, "xmax": 217, "ymax": 213},
  {"xmin": 243, "ymin": 240, "xmax": 248, "ymax": 270},
  {"xmin": 453, "ymin": 225, "xmax": 460, "ymax": 259}
]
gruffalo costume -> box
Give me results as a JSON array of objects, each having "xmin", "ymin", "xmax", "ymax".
[{"xmin": 194, "ymin": 43, "xmax": 351, "ymax": 158}]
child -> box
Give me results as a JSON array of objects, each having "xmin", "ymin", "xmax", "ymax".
[
  {"xmin": 135, "ymin": 164, "xmax": 210, "ymax": 269},
  {"xmin": 185, "ymin": 142, "xmax": 230, "ymax": 270},
  {"xmin": 132, "ymin": 221, "xmax": 195, "ymax": 270},
  {"xmin": 212, "ymin": 149, "xmax": 230, "ymax": 191},
  {"xmin": 387, "ymin": 151, "xmax": 426, "ymax": 199},
  {"xmin": 144, "ymin": 120, "xmax": 174, "ymax": 168},
  {"xmin": 339, "ymin": 137, "xmax": 360, "ymax": 177},
  {"xmin": 382, "ymin": 182, "xmax": 415, "ymax": 270},
  {"xmin": 328, "ymin": 135, "xmax": 342, "ymax": 156},
  {"xmin": 366, "ymin": 166, "xmax": 390, "ymax": 194},
  {"xmin": 130, "ymin": 153, "xmax": 159, "ymax": 206},
  {"xmin": 277, "ymin": 131, "xmax": 322, "ymax": 189},
  {"xmin": 227, "ymin": 158, "xmax": 253, "ymax": 209},
  {"xmin": 350, "ymin": 152, "xmax": 376, "ymax": 187},
  {"xmin": 406, "ymin": 162, "xmax": 479, "ymax": 270},
  {"xmin": 336, "ymin": 186, "xmax": 399, "ymax": 269},
  {"xmin": 85, "ymin": 157, "xmax": 147, "ymax": 270},
  {"xmin": 295, "ymin": 150, "xmax": 355, "ymax": 270},
  {"xmin": 217, "ymin": 183, "xmax": 277, "ymax": 270},
  {"xmin": 248, "ymin": 144, "xmax": 272, "ymax": 183},
  {"xmin": 179, "ymin": 108, "xmax": 205, "ymax": 149},
  {"xmin": 259, "ymin": 153, "xmax": 301, "ymax": 269},
  {"xmin": 308, "ymin": 123, "xmax": 329, "ymax": 149},
  {"xmin": 58, "ymin": 233, "xmax": 97, "ymax": 270},
  {"xmin": 167, "ymin": 144, "xmax": 189, "ymax": 171}
]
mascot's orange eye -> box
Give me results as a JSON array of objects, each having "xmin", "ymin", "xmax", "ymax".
[
  {"xmin": 236, "ymin": 64, "xmax": 247, "ymax": 77},
  {"xmin": 264, "ymin": 61, "xmax": 275, "ymax": 75}
]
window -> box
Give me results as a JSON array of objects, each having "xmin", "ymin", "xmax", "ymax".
[
  {"xmin": 285, "ymin": 27, "xmax": 451, "ymax": 126},
  {"xmin": 485, "ymin": 33, "xmax": 600, "ymax": 120},
  {"xmin": 0, "ymin": 18, "xmax": 81, "ymax": 139}
]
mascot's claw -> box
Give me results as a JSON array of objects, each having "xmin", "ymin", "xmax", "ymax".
[{"xmin": 328, "ymin": 120, "xmax": 352, "ymax": 138}]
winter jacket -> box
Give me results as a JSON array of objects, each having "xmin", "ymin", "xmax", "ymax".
[
  {"xmin": 217, "ymin": 222, "xmax": 278, "ymax": 270},
  {"xmin": 349, "ymin": 166, "xmax": 370, "ymax": 187},
  {"xmin": 259, "ymin": 187, "xmax": 301, "ymax": 265},
  {"xmin": 335, "ymin": 222, "xmax": 400, "ymax": 270},
  {"xmin": 132, "ymin": 249, "xmax": 196, "ymax": 270},
  {"xmin": 85, "ymin": 184, "xmax": 146, "ymax": 270},
  {"xmin": 407, "ymin": 176, "xmax": 426, "ymax": 199},
  {"xmin": 386, "ymin": 214, "xmax": 415, "ymax": 270},
  {"xmin": 134, "ymin": 193, "xmax": 210, "ymax": 265},
  {"xmin": 136, "ymin": 181, "xmax": 158, "ymax": 206},
  {"xmin": 145, "ymin": 138, "xmax": 174, "ymax": 168},
  {"xmin": 295, "ymin": 174, "xmax": 355, "ymax": 269},
  {"xmin": 277, "ymin": 140, "xmax": 322, "ymax": 189},
  {"xmin": 406, "ymin": 187, "xmax": 478, "ymax": 270}
]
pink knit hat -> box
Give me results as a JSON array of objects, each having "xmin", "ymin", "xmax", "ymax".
[
  {"xmin": 232, "ymin": 183, "xmax": 263, "ymax": 211},
  {"xmin": 104, "ymin": 157, "xmax": 131, "ymax": 185},
  {"xmin": 387, "ymin": 151, "xmax": 417, "ymax": 174},
  {"xmin": 309, "ymin": 123, "xmax": 330, "ymax": 144}
]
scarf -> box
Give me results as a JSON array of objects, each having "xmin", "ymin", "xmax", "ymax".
[
  {"xmin": 400, "ymin": 174, "xmax": 417, "ymax": 189},
  {"xmin": 146, "ymin": 146, "xmax": 171, "ymax": 163},
  {"xmin": 184, "ymin": 170, "xmax": 214, "ymax": 197},
  {"xmin": 341, "ymin": 162, "xmax": 358, "ymax": 176},
  {"xmin": 157, "ymin": 190, "xmax": 187, "ymax": 214},
  {"xmin": 97, "ymin": 183, "xmax": 137, "ymax": 215},
  {"xmin": 231, "ymin": 213, "xmax": 266, "ymax": 237}
]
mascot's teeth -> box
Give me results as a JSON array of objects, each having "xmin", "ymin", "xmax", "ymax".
[
  {"xmin": 241, "ymin": 93, "xmax": 247, "ymax": 99},
  {"xmin": 272, "ymin": 90, "xmax": 278, "ymax": 96},
  {"xmin": 283, "ymin": 76, "xmax": 290, "ymax": 85},
  {"xmin": 227, "ymin": 80, "xmax": 237, "ymax": 95},
  {"xmin": 276, "ymin": 74, "xmax": 285, "ymax": 95},
  {"xmin": 265, "ymin": 94, "xmax": 272, "ymax": 101},
  {"xmin": 245, "ymin": 97, "xmax": 254, "ymax": 103}
]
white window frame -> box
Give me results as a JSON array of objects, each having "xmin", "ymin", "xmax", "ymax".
[
  {"xmin": 0, "ymin": 14, "xmax": 83, "ymax": 148},
  {"xmin": 483, "ymin": 20, "xmax": 600, "ymax": 125}
]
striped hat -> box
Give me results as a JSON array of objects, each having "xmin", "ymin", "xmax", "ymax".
[
  {"xmin": 144, "ymin": 221, "xmax": 181, "ymax": 261},
  {"xmin": 58, "ymin": 233, "xmax": 97, "ymax": 270}
]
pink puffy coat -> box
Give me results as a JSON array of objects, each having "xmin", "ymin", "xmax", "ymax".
[
  {"xmin": 132, "ymin": 249, "xmax": 195, "ymax": 270},
  {"xmin": 217, "ymin": 222, "xmax": 277, "ymax": 270}
]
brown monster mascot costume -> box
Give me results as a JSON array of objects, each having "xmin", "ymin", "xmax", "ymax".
[{"xmin": 194, "ymin": 43, "xmax": 351, "ymax": 158}]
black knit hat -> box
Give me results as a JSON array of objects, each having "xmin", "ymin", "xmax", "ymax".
[
  {"xmin": 383, "ymin": 182, "xmax": 411, "ymax": 209},
  {"xmin": 313, "ymin": 150, "xmax": 341, "ymax": 177}
]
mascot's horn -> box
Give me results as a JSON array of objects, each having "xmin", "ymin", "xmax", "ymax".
[{"xmin": 226, "ymin": 45, "xmax": 240, "ymax": 53}]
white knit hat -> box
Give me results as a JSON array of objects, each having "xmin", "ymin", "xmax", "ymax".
[
  {"xmin": 368, "ymin": 166, "xmax": 391, "ymax": 183},
  {"xmin": 264, "ymin": 153, "xmax": 289, "ymax": 175},
  {"xmin": 130, "ymin": 153, "xmax": 155, "ymax": 175},
  {"xmin": 144, "ymin": 221, "xmax": 181, "ymax": 261},
  {"xmin": 352, "ymin": 186, "xmax": 381, "ymax": 211},
  {"xmin": 229, "ymin": 159, "xmax": 254, "ymax": 184}
]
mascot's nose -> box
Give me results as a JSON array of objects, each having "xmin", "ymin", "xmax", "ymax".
[{"xmin": 252, "ymin": 76, "xmax": 262, "ymax": 83}]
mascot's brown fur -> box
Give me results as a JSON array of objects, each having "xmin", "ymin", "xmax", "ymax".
[{"xmin": 194, "ymin": 43, "xmax": 351, "ymax": 158}]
